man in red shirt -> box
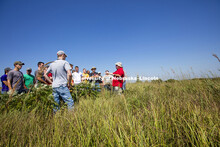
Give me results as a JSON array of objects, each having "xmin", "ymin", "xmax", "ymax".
[{"xmin": 112, "ymin": 62, "xmax": 124, "ymax": 95}]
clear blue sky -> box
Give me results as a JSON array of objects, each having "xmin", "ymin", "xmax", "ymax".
[{"xmin": 0, "ymin": 0, "xmax": 220, "ymax": 80}]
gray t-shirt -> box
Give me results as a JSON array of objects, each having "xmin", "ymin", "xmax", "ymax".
[
  {"xmin": 46, "ymin": 60, "xmax": 71, "ymax": 88},
  {"xmin": 7, "ymin": 70, "xmax": 24, "ymax": 91}
]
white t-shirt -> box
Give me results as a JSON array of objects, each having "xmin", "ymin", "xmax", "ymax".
[
  {"xmin": 46, "ymin": 60, "xmax": 71, "ymax": 88},
  {"xmin": 72, "ymin": 72, "xmax": 82, "ymax": 85},
  {"xmin": 103, "ymin": 75, "xmax": 113, "ymax": 85}
]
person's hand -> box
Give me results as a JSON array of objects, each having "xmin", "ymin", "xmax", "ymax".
[
  {"xmin": 67, "ymin": 83, "xmax": 72, "ymax": 89},
  {"xmin": 7, "ymin": 89, "xmax": 13, "ymax": 95}
]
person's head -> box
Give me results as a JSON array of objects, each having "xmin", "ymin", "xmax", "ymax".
[
  {"xmin": 26, "ymin": 68, "xmax": 32, "ymax": 75},
  {"xmin": 14, "ymin": 61, "xmax": 24, "ymax": 70},
  {"xmin": 4, "ymin": 67, "xmax": 11, "ymax": 74},
  {"xmin": 57, "ymin": 50, "xmax": 67, "ymax": 60},
  {"xmin": 83, "ymin": 68, "xmax": 86, "ymax": 73},
  {"xmin": 105, "ymin": 70, "xmax": 109, "ymax": 75},
  {"xmin": 70, "ymin": 64, "xmax": 73, "ymax": 70},
  {"xmin": 98, "ymin": 72, "xmax": 101, "ymax": 76},
  {"xmin": 91, "ymin": 67, "xmax": 96, "ymax": 73},
  {"xmin": 87, "ymin": 70, "xmax": 90, "ymax": 74},
  {"xmin": 75, "ymin": 66, "xmax": 79, "ymax": 72},
  {"xmin": 37, "ymin": 62, "xmax": 44, "ymax": 68},
  {"xmin": 115, "ymin": 62, "xmax": 122, "ymax": 69}
]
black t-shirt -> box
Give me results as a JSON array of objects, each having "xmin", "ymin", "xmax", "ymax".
[{"xmin": 89, "ymin": 72, "xmax": 99, "ymax": 83}]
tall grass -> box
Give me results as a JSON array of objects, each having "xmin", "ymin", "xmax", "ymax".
[{"xmin": 0, "ymin": 78, "xmax": 219, "ymax": 146}]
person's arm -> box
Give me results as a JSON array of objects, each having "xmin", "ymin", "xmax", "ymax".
[
  {"xmin": 2, "ymin": 81, "xmax": 8, "ymax": 86},
  {"xmin": 81, "ymin": 73, "xmax": 83, "ymax": 82},
  {"xmin": 7, "ymin": 79, "xmax": 12, "ymax": 91},
  {"xmin": 33, "ymin": 78, "xmax": 36, "ymax": 84},
  {"xmin": 109, "ymin": 73, "xmax": 120, "ymax": 77},
  {"xmin": 44, "ymin": 73, "xmax": 52, "ymax": 84},
  {"xmin": 7, "ymin": 73, "xmax": 13, "ymax": 91},
  {"xmin": 67, "ymin": 69, "xmax": 72, "ymax": 88},
  {"xmin": 113, "ymin": 74, "xmax": 121, "ymax": 77},
  {"xmin": 37, "ymin": 76, "xmax": 48, "ymax": 84},
  {"xmin": 44, "ymin": 67, "xmax": 52, "ymax": 84},
  {"xmin": 24, "ymin": 84, "xmax": 28, "ymax": 89},
  {"xmin": 23, "ymin": 76, "xmax": 27, "ymax": 89}
]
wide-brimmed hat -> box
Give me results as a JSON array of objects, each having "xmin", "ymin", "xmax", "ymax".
[
  {"xmin": 14, "ymin": 61, "xmax": 25, "ymax": 66},
  {"xmin": 115, "ymin": 62, "xmax": 122, "ymax": 67},
  {"xmin": 57, "ymin": 50, "xmax": 67, "ymax": 57},
  {"xmin": 91, "ymin": 67, "xmax": 96, "ymax": 70}
]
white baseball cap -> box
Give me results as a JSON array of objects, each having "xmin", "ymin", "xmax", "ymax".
[{"xmin": 57, "ymin": 50, "xmax": 67, "ymax": 57}]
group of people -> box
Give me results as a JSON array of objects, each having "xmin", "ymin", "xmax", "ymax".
[{"xmin": 1, "ymin": 51, "xmax": 126, "ymax": 111}]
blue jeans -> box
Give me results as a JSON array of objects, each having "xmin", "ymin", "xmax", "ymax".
[
  {"xmin": 95, "ymin": 83, "xmax": 101, "ymax": 92},
  {"xmin": 122, "ymin": 81, "xmax": 126, "ymax": 91},
  {"xmin": 53, "ymin": 86, "xmax": 74, "ymax": 111},
  {"xmin": 1, "ymin": 91, "xmax": 7, "ymax": 94},
  {"xmin": 104, "ymin": 84, "xmax": 111, "ymax": 91}
]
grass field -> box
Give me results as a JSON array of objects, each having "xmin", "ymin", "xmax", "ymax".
[{"xmin": 0, "ymin": 78, "xmax": 219, "ymax": 146}]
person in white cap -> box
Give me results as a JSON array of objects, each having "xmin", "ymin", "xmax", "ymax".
[
  {"xmin": 23, "ymin": 68, "xmax": 35, "ymax": 89},
  {"xmin": 112, "ymin": 62, "xmax": 124, "ymax": 95},
  {"xmin": 44, "ymin": 50, "xmax": 74, "ymax": 111}
]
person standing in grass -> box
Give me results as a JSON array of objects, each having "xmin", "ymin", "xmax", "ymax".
[
  {"xmin": 1, "ymin": 67, "xmax": 11, "ymax": 94},
  {"xmin": 112, "ymin": 62, "xmax": 124, "ymax": 95},
  {"xmin": 35, "ymin": 61, "xmax": 48, "ymax": 86},
  {"xmin": 87, "ymin": 70, "xmax": 90, "ymax": 76},
  {"xmin": 23, "ymin": 68, "xmax": 35, "ymax": 89},
  {"xmin": 122, "ymin": 70, "xmax": 127, "ymax": 91},
  {"xmin": 44, "ymin": 50, "xmax": 74, "ymax": 111},
  {"xmin": 7, "ymin": 61, "xmax": 27, "ymax": 94},
  {"xmin": 89, "ymin": 67, "xmax": 101, "ymax": 92},
  {"xmin": 82, "ymin": 68, "xmax": 89, "ymax": 83},
  {"xmin": 72, "ymin": 66, "xmax": 82, "ymax": 86},
  {"xmin": 103, "ymin": 70, "xmax": 113, "ymax": 91}
]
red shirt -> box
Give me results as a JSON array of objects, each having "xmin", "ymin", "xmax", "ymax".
[
  {"xmin": 112, "ymin": 67, "xmax": 124, "ymax": 88},
  {"xmin": 48, "ymin": 73, "xmax": 52, "ymax": 77}
]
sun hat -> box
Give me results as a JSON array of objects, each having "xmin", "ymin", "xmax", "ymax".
[
  {"xmin": 27, "ymin": 68, "xmax": 32, "ymax": 71},
  {"xmin": 115, "ymin": 62, "xmax": 122, "ymax": 67},
  {"xmin": 14, "ymin": 61, "xmax": 25, "ymax": 66},
  {"xmin": 91, "ymin": 67, "xmax": 96, "ymax": 70},
  {"xmin": 57, "ymin": 50, "xmax": 67, "ymax": 57}
]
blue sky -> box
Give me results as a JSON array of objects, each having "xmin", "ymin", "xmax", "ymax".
[{"xmin": 0, "ymin": 0, "xmax": 220, "ymax": 80}]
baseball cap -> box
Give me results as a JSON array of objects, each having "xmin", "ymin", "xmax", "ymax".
[
  {"xmin": 115, "ymin": 62, "xmax": 122, "ymax": 67},
  {"xmin": 14, "ymin": 61, "xmax": 25, "ymax": 66},
  {"xmin": 27, "ymin": 68, "xmax": 32, "ymax": 71},
  {"xmin": 4, "ymin": 67, "xmax": 12, "ymax": 72},
  {"xmin": 57, "ymin": 50, "xmax": 67, "ymax": 57}
]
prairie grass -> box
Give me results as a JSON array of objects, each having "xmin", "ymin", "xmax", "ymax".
[{"xmin": 0, "ymin": 78, "xmax": 219, "ymax": 146}]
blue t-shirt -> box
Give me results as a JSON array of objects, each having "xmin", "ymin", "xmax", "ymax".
[{"xmin": 1, "ymin": 74, "xmax": 9, "ymax": 92}]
